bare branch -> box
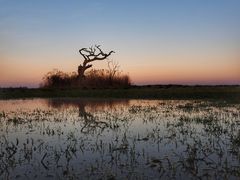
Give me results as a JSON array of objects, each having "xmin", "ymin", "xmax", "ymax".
[
  {"xmin": 108, "ymin": 60, "xmax": 120, "ymax": 79},
  {"xmin": 78, "ymin": 45, "xmax": 115, "ymax": 79},
  {"xmin": 79, "ymin": 48, "xmax": 89, "ymax": 61}
]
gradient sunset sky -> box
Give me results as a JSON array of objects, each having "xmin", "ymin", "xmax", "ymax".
[{"xmin": 0, "ymin": 0, "xmax": 239, "ymax": 87}]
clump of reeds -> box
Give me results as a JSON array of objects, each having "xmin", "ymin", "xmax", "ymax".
[{"xmin": 41, "ymin": 68, "xmax": 131, "ymax": 89}]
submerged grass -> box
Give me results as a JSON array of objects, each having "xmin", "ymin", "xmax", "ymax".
[{"xmin": 0, "ymin": 99, "xmax": 239, "ymax": 179}]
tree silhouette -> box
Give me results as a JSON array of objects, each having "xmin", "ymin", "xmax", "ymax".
[
  {"xmin": 41, "ymin": 46, "xmax": 130, "ymax": 88},
  {"xmin": 78, "ymin": 45, "xmax": 115, "ymax": 79}
]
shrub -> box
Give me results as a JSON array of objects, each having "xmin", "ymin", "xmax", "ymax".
[
  {"xmin": 41, "ymin": 69, "xmax": 78, "ymax": 88},
  {"xmin": 41, "ymin": 69, "xmax": 131, "ymax": 89}
]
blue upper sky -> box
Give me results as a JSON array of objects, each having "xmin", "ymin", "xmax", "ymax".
[{"xmin": 0, "ymin": 0, "xmax": 240, "ymax": 86}]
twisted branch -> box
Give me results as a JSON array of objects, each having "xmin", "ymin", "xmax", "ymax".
[{"xmin": 78, "ymin": 45, "xmax": 115, "ymax": 78}]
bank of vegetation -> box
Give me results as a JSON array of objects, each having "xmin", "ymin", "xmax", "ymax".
[{"xmin": 0, "ymin": 85, "xmax": 239, "ymax": 100}]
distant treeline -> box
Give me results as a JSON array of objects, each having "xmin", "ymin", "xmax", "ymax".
[
  {"xmin": 132, "ymin": 84, "xmax": 240, "ymax": 88},
  {"xmin": 1, "ymin": 85, "xmax": 239, "ymax": 90}
]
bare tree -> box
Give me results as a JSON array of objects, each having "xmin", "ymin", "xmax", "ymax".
[
  {"xmin": 78, "ymin": 45, "xmax": 115, "ymax": 79},
  {"xmin": 108, "ymin": 60, "xmax": 120, "ymax": 82}
]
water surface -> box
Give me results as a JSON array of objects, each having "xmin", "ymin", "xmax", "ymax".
[{"xmin": 0, "ymin": 98, "xmax": 239, "ymax": 179}]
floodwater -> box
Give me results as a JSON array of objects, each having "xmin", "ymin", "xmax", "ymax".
[{"xmin": 0, "ymin": 98, "xmax": 239, "ymax": 180}]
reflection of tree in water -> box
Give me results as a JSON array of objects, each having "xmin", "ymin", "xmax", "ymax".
[
  {"xmin": 78, "ymin": 102, "xmax": 109, "ymax": 133},
  {"xmin": 47, "ymin": 98, "xmax": 129, "ymax": 133}
]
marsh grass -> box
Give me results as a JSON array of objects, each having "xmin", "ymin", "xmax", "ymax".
[
  {"xmin": 0, "ymin": 99, "xmax": 239, "ymax": 179},
  {"xmin": 40, "ymin": 69, "xmax": 131, "ymax": 89}
]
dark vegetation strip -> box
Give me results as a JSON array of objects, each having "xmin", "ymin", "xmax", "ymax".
[{"xmin": 0, "ymin": 86, "xmax": 240, "ymax": 100}]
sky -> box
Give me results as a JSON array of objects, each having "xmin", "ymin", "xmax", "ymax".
[{"xmin": 0, "ymin": 0, "xmax": 239, "ymax": 87}]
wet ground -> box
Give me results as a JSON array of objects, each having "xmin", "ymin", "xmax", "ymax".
[{"xmin": 0, "ymin": 98, "xmax": 239, "ymax": 179}]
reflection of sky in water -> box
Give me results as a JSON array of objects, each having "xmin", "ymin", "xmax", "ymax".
[
  {"xmin": 0, "ymin": 98, "xmax": 50, "ymax": 111},
  {"xmin": 0, "ymin": 99, "xmax": 239, "ymax": 179}
]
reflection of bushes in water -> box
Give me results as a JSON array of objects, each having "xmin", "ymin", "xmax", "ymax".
[
  {"xmin": 46, "ymin": 98, "xmax": 130, "ymax": 134},
  {"xmin": 46, "ymin": 98, "xmax": 129, "ymax": 113},
  {"xmin": 41, "ymin": 69, "xmax": 131, "ymax": 88}
]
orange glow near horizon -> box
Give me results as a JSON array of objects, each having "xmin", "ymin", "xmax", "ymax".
[
  {"xmin": 0, "ymin": 33, "xmax": 240, "ymax": 87},
  {"xmin": 1, "ymin": 52, "xmax": 239, "ymax": 87},
  {"xmin": 130, "ymin": 68, "xmax": 240, "ymax": 85},
  {"xmin": 124, "ymin": 53, "xmax": 240, "ymax": 85}
]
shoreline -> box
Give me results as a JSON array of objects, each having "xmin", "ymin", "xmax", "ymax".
[{"xmin": 0, "ymin": 86, "xmax": 239, "ymax": 100}]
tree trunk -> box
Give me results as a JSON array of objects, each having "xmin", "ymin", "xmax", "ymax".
[{"xmin": 78, "ymin": 65, "xmax": 85, "ymax": 79}]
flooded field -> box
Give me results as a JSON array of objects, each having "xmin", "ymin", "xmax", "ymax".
[{"xmin": 0, "ymin": 98, "xmax": 239, "ymax": 180}]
